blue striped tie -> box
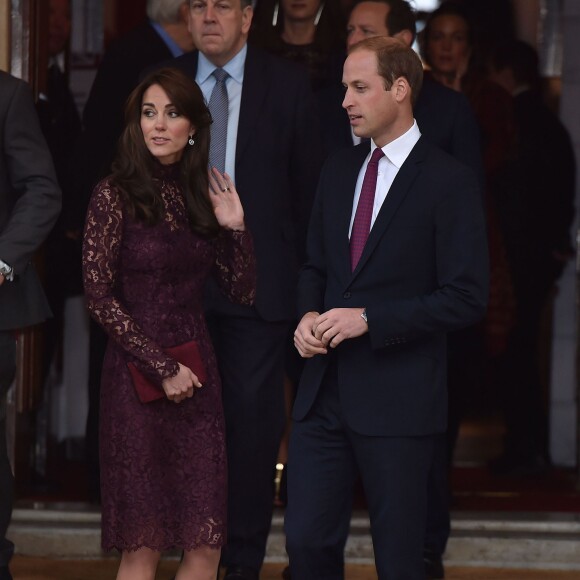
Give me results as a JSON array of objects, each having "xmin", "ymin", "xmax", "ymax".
[{"xmin": 208, "ymin": 68, "xmax": 229, "ymax": 173}]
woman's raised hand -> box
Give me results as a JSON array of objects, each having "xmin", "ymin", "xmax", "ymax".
[{"xmin": 208, "ymin": 167, "xmax": 245, "ymax": 231}]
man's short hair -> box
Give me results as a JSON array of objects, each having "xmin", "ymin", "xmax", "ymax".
[
  {"xmin": 353, "ymin": 0, "xmax": 417, "ymax": 42},
  {"xmin": 350, "ymin": 36, "xmax": 423, "ymax": 105},
  {"xmin": 147, "ymin": 0, "xmax": 187, "ymax": 24}
]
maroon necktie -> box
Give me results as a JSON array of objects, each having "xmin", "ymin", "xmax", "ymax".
[{"xmin": 350, "ymin": 148, "xmax": 385, "ymax": 271}]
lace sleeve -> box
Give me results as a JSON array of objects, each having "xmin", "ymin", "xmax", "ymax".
[
  {"xmin": 82, "ymin": 181, "xmax": 179, "ymax": 384},
  {"xmin": 213, "ymin": 229, "xmax": 257, "ymax": 306}
]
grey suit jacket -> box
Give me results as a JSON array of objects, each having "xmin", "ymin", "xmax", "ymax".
[{"xmin": 0, "ymin": 71, "xmax": 61, "ymax": 330}]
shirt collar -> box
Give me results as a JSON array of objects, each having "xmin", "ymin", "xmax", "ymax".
[
  {"xmin": 150, "ymin": 20, "xmax": 184, "ymax": 58},
  {"xmin": 197, "ymin": 43, "xmax": 248, "ymax": 85},
  {"xmin": 371, "ymin": 120, "xmax": 421, "ymax": 168}
]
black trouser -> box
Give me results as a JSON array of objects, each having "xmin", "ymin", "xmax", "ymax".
[
  {"xmin": 0, "ymin": 331, "xmax": 16, "ymax": 568},
  {"xmin": 286, "ymin": 364, "xmax": 434, "ymax": 580},
  {"xmin": 207, "ymin": 312, "xmax": 288, "ymax": 572},
  {"xmin": 207, "ymin": 308, "xmax": 289, "ymax": 570}
]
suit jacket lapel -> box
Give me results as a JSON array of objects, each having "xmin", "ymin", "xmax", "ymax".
[
  {"xmin": 351, "ymin": 137, "xmax": 427, "ymax": 278},
  {"xmin": 236, "ymin": 46, "xmax": 267, "ymax": 165}
]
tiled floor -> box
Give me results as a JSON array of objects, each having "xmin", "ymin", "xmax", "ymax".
[{"xmin": 9, "ymin": 557, "xmax": 580, "ymax": 579}]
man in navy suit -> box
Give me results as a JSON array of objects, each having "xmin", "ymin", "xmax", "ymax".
[
  {"xmin": 286, "ymin": 37, "xmax": 488, "ymax": 579},
  {"xmin": 169, "ymin": 1, "xmax": 323, "ymax": 578},
  {"xmin": 319, "ymin": 3, "xmax": 485, "ymax": 577}
]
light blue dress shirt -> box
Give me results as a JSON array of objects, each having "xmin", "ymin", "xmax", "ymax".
[{"xmin": 196, "ymin": 44, "xmax": 247, "ymax": 184}]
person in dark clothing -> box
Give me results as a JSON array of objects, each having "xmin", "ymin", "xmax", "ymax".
[
  {"xmin": 286, "ymin": 36, "xmax": 488, "ymax": 580},
  {"xmin": 313, "ymin": 3, "xmax": 483, "ymax": 579},
  {"xmin": 489, "ymin": 40, "xmax": 576, "ymax": 475},
  {"xmin": 250, "ymin": 0, "xmax": 346, "ymax": 90},
  {"xmin": 0, "ymin": 71, "xmax": 61, "ymax": 580},
  {"xmin": 36, "ymin": 0, "xmax": 83, "ymax": 384},
  {"xmin": 164, "ymin": 1, "xmax": 324, "ymax": 577}
]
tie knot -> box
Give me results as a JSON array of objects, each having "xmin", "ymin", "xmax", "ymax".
[
  {"xmin": 369, "ymin": 148, "xmax": 385, "ymax": 165},
  {"xmin": 213, "ymin": 68, "xmax": 228, "ymax": 83}
]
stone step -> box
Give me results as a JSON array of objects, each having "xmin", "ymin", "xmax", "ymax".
[{"xmin": 8, "ymin": 504, "xmax": 580, "ymax": 570}]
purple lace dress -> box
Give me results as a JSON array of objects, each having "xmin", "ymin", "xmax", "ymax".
[{"xmin": 82, "ymin": 162, "xmax": 256, "ymax": 552}]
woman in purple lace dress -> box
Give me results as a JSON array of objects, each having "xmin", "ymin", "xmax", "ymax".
[{"xmin": 82, "ymin": 68, "xmax": 256, "ymax": 579}]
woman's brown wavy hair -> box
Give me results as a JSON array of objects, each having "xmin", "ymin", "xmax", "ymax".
[{"xmin": 112, "ymin": 67, "xmax": 218, "ymax": 237}]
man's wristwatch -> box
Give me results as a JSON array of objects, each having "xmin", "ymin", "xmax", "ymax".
[
  {"xmin": 361, "ymin": 308, "xmax": 368, "ymax": 324},
  {"xmin": 0, "ymin": 259, "xmax": 14, "ymax": 282}
]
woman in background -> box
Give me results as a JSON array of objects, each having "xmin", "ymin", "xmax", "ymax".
[{"xmin": 251, "ymin": 0, "xmax": 346, "ymax": 90}]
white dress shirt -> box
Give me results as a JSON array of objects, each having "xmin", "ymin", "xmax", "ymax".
[{"xmin": 349, "ymin": 121, "xmax": 422, "ymax": 237}]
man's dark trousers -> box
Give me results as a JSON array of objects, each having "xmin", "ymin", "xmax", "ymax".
[{"xmin": 286, "ymin": 360, "xmax": 435, "ymax": 580}]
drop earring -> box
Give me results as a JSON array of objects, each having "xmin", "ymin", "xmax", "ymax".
[
  {"xmin": 272, "ymin": 2, "xmax": 279, "ymax": 26},
  {"xmin": 188, "ymin": 135, "xmax": 195, "ymax": 146},
  {"xmin": 314, "ymin": 2, "xmax": 324, "ymax": 26}
]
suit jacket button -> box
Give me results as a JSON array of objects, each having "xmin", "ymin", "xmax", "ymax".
[{"xmin": 343, "ymin": 292, "xmax": 351, "ymax": 299}]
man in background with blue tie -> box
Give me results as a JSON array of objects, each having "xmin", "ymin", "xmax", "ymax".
[
  {"xmin": 169, "ymin": 1, "xmax": 323, "ymax": 579},
  {"xmin": 286, "ymin": 37, "xmax": 488, "ymax": 579}
]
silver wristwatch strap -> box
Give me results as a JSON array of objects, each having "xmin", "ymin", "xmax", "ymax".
[{"xmin": 0, "ymin": 258, "xmax": 14, "ymax": 281}]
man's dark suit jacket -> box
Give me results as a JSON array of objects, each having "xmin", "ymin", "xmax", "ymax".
[
  {"xmin": 295, "ymin": 138, "xmax": 489, "ymax": 436},
  {"xmin": 170, "ymin": 45, "xmax": 324, "ymax": 321},
  {"xmin": 319, "ymin": 75, "xmax": 483, "ymax": 180},
  {"xmin": 0, "ymin": 71, "xmax": 61, "ymax": 330}
]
